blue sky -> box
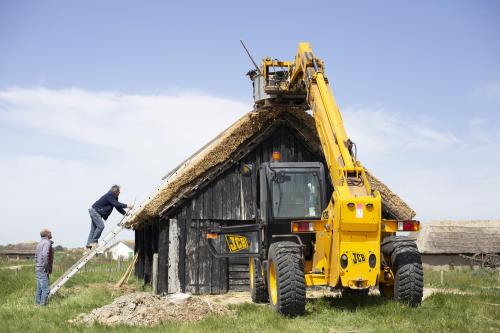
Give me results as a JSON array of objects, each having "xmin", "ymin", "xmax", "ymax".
[{"xmin": 1, "ymin": 1, "xmax": 499, "ymax": 246}]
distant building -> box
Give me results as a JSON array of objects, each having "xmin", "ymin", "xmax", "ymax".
[
  {"xmin": 0, "ymin": 241, "xmax": 38, "ymax": 260},
  {"xmin": 104, "ymin": 240, "xmax": 135, "ymax": 260},
  {"xmin": 417, "ymin": 220, "xmax": 500, "ymax": 268}
]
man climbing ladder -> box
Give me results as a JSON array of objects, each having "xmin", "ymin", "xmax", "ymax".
[{"xmin": 87, "ymin": 185, "xmax": 134, "ymax": 249}]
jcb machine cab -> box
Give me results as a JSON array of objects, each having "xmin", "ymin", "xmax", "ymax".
[
  {"xmin": 208, "ymin": 161, "xmax": 327, "ymax": 313},
  {"xmin": 208, "ymin": 43, "xmax": 423, "ymax": 316},
  {"xmin": 208, "ymin": 161, "xmax": 327, "ymax": 256}
]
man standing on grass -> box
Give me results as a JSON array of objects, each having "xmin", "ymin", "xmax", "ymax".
[
  {"xmin": 86, "ymin": 185, "xmax": 133, "ymax": 249},
  {"xmin": 35, "ymin": 229, "xmax": 53, "ymax": 306}
]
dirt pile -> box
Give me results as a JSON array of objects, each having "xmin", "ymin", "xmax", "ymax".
[{"xmin": 69, "ymin": 292, "xmax": 232, "ymax": 326}]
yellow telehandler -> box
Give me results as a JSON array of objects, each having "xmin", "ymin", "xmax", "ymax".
[{"xmin": 207, "ymin": 43, "xmax": 423, "ymax": 316}]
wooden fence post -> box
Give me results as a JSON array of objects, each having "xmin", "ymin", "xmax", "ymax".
[
  {"xmin": 152, "ymin": 253, "xmax": 159, "ymax": 295},
  {"xmin": 440, "ymin": 270, "xmax": 444, "ymax": 285}
]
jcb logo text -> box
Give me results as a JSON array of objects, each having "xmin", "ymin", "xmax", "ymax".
[
  {"xmin": 225, "ymin": 234, "xmax": 249, "ymax": 253},
  {"xmin": 352, "ymin": 253, "xmax": 365, "ymax": 264}
]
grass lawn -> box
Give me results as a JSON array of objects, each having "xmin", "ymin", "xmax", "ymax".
[{"xmin": 0, "ymin": 255, "xmax": 499, "ymax": 333}]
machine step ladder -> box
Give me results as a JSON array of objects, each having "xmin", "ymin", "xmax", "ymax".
[{"xmin": 49, "ymin": 213, "xmax": 132, "ymax": 297}]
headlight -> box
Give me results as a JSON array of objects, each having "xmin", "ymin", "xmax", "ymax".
[
  {"xmin": 369, "ymin": 254, "xmax": 376, "ymax": 268},
  {"xmin": 340, "ymin": 254, "xmax": 348, "ymax": 269}
]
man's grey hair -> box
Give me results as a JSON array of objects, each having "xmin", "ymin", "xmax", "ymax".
[
  {"xmin": 40, "ymin": 229, "xmax": 51, "ymax": 237},
  {"xmin": 110, "ymin": 184, "xmax": 121, "ymax": 193}
]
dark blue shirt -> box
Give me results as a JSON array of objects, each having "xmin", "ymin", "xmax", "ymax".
[{"xmin": 92, "ymin": 191, "xmax": 127, "ymax": 220}]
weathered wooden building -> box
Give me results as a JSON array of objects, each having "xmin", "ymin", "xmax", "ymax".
[{"xmin": 126, "ymin": 108, "xmax": 415, "ymax": 295}]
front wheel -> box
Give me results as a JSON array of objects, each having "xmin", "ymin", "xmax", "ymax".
[
  {"xmin": 267, "ymin": 242, "xmax": 306, "ymax": 316},
  {"xmin": 381, "ymin": 236, "xmax": 424, "ymax": 307}
]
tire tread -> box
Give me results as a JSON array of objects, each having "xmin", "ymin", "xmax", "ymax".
[
  {"xmin": 268, "ymin": 242, "xmax": 306, "ymax": 316},
  {"xmin": 381, "ymin": 236, "xmax": 423, "ymax": 307}
]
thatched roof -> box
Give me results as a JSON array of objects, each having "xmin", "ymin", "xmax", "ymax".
[
  {"xmin": 125, "ymin": 108, "xmax": 415, "ymax": 228},
  {"xmin": 417, "ymin": 220, "xmax": 500, "ymax": 254},
  {"xmin": 0, "ymin": 241, "xmax": 38, "ymax": 255}
]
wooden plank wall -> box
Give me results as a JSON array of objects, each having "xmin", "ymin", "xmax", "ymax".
[
  {"xmin": 134, "ymin": 228, "xmax": 144, "ymax": 279},
  {"xmin": 184, "ymin": 126, "xmax": 318, "ymax": 222},
  {"xmin": 134, "ymin": 219, "xmax": 158, "ymax": 285},
  {"xmin": 185, "ymin": 219, "xmax": 228, "ymax": 294},
  {"xmin": 143, "ymin": 223, "xmax": 153, "ymax": 284},
  {"xmin": 157, "ymin": 218, "xmax": 169, "ymax": 294}
]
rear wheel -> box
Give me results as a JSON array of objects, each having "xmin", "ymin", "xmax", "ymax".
[
  {"xmin": 249, "ymin": 257, "xmax": 268, "ymax": 303},
  {"xmin": 381, "ymin": 236, "xmax": 424, "ymax": 307},
  {"xmin": 267, "ymin": 242, "xmax": 306, "ymax": 316}
]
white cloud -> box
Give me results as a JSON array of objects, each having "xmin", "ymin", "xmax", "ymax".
[
  {"xmin": 0, "ymin": 88, "xmax": 499, "ymax": 247},
  {"xmin": 343, "ymin": 106, "xmax": 462, "ymax": 154},
  {"xmin": 0, "ymin": 87, "xmax": 249, "ymax": 247},
  {"xmin": 0, "ymin": 87, "xmax": 249, "ymax": 155},
  {"xmin": 342, "ymin": 105, "xmax": 500, "ymax": 222},
  {"xmin": 474, "ymin": 81, "xmax": 500, "ymax": 100}
]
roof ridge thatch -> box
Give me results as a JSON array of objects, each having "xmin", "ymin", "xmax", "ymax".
[
  {"xmin": 1, "ymin": 241, "xmax": 38, "ymax": 254},
  {"xmin": 417, "ymin": 220, "xmax": 500, "ymax": 254},
  {"xmin": 125, "ymin": 108, "xmax": 415, "ymax": 228}
]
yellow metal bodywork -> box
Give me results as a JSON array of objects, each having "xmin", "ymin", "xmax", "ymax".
[
  {"xmin": 265, "ymin": 43, "xmax": 385, "ymax": 290},
  {"xmin": 249, "ymin": 258, "xmax": 255, "ymax": 289},
  {"xmin": 303, "ymin": 193, "xmax": 381, "ymax": 288},
  {"xmin": 269, "ymin": 260, "xmax": 278, "ymax": 305}
]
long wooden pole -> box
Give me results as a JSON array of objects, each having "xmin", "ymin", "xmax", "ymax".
[
  {"xmin": 115, "ymin": 252, "xmax": 139, "ymax": 289},
  {"xmin": 152, "ymin": 253, "xmax": 159, "ymax": 295}
]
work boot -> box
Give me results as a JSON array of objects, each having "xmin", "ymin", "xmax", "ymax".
[{"xmin": 90, "ymin": 242, "xmax": 98, "ymax": 249}]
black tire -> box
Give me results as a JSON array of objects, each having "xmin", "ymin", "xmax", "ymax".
[
  {"xmin": 267, "ymin": 241, "xmax": 306, "ymax": 316},
  {"xmin": 250, "ymin": 257, "xmax": 268, "ymax": 303},
  {"xmin": 381, "ymin": 236, "xmax": 424, "ymax": 307}
]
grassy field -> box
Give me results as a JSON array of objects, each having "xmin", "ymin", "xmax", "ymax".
[{"xmin": 0, "ymin": 255, "xmax": 499, "ymax": 333}]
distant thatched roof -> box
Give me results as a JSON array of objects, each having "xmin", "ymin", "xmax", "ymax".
[
  {"xmin": 417, "ymin": 220, "xmax": 500, "ymax": 254},
  {"xmin": 0, "ymin": 241, "xmax": 38, "ymax": 255},
  {"xmin": 125, "ymin": 108, "xmax": 415, "ymax": 228}
]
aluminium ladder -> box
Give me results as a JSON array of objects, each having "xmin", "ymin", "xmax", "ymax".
[{"xmin": 49, "ymin": 212, "xmax": 133, "ymax": 297}]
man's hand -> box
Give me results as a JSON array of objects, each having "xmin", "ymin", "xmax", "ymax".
[{"xmin": 127, "ymin": 203, "xmax": 134, "ymax": 209}]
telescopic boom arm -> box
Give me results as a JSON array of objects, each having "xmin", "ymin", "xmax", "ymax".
[{"xmin": 288, "ymin": 43, "xmax": 371, "ymax": 195}]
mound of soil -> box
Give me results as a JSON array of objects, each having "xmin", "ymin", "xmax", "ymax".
[{"xmin": 69, "ymin": 292, "xmax": 231, "ymax": 326}]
